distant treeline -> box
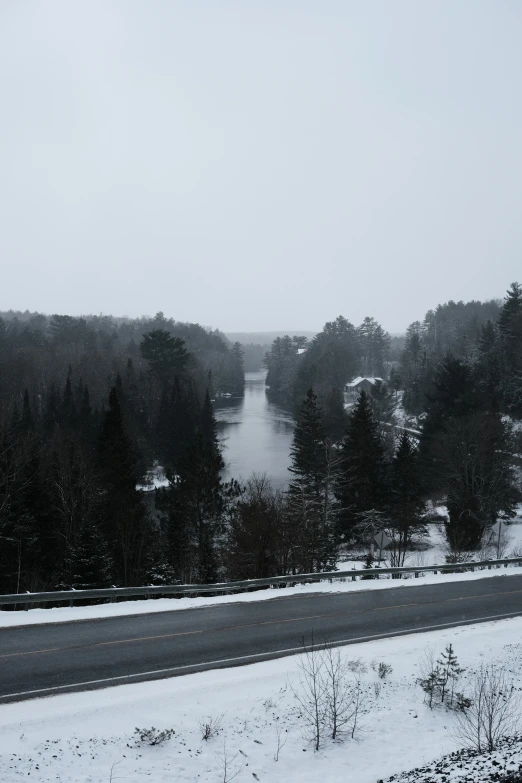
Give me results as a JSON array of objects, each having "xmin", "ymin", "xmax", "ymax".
[
  {"xmin": 264, "ymin": 316, "xmax": 392, "ymax": 407},
  {"xmin": 261, "ymin": 289, "xmax": 522, "ymax": 419}
]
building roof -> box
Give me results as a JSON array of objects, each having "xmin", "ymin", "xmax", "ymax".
[{"xmin": 345, "ymin": 376, "xmax": 383, "ymax": 389}]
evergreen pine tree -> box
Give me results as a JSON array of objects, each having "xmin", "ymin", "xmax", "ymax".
[
  {"xmin": 165, "ymin": 389, "xmax": 226, "ymax": 583},
  {"xmin": 78, "ymin": 385, "xmax": 93, "ymax": 441},
  {"xmin": 418, "ymin": 355, "xmax": 480, "ymax": 494},
  {"xmin": 140, "ymin": 330, "xmax": 189, "ymax": 384},
  {"xmin": 436, "ymin": 643, "xmax": 464, "ymax": 706},
  {"xmin": 498, "ymin": 282, "xmax": 522, "ymax": 414},
  {"xmin": 322, "ymin": 387, "xmax": 347, "ymax": 443},
  {"xmin": 70, "ymin": 523, "xmax": 113, "ymax": 590},
  {"xmin": 286, "ymin": 389, "xmax": 338, "ymax": 572},
  {"xmin": 97, "ymin": 388, "xmax": 149, "ymax": 586},
  {"xmin": 62, "ymin": 370, "xmax": 76, "ymax": 429},
  {"xmin": 476, "ymin": 320, "xmax": 502, "ymax": 408},
  {"xmin": 389, "ymin": 434, "xmax": 426, "ymax": 566},
  {"xmin": 498, "ymin": 282, "xmax": 522, "ymax": 337},
  {"xmin": 336, "ymin": 391, "xmax": 389, "ymax": 542},
  {"xmin": 43, "ymin": 383, "xmax": 59, "ymax": 434},
  {"xmin": 20, "ymin": 390, "xmax": 34, "ymax": 433}
]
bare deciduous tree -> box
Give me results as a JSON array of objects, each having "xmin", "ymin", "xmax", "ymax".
[
  {"xmin": 455, "ymin": 666, "xmax": 520, "ymax": 752},
  {"xmin": 215, "ymin": 739, "xmax": 245, "ymax": 783},
  {"xmin": 274, "ymin": 721, "xmax": 288, "ymax": 761},
  {"xmin": 293, "ymin": 638, "xmax": 369, "ymax": 749},
  {"xmin": 292, "ymin": 636, "xmax": 327, "ymax": 751},
  {"xmin": 323, "ymin": 646, "xmax": 359, "ymax": 740}
]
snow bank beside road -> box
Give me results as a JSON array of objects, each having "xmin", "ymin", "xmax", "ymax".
[
  {"xmin": 1, "ymin": 565, "xmax": 521, "ymax": 628},
  {"xmin": 1, "ymin": 617, "xmax": 522, "ymax": 782}
]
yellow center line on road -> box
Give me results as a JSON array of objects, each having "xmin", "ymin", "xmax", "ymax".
[{"xmin": 1, "ymin": 588, "xmax": 521, "ymax": 660}]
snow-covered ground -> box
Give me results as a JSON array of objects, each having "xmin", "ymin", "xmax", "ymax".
[
  {"xmin": 2, "ymin": 617, "xmax": 522, "ymax": 782},
  {"xmin": 136, "ymin": 462, "xmax": 170, "ymax": 492},
  {"xmin": 2, "ymin": 521, "xmax": 522, "ymax": 629}
]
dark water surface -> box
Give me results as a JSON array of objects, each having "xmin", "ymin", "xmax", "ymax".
[{"xmin": 214, "ymin": 371, "xmax": 294, "ymax": 488}]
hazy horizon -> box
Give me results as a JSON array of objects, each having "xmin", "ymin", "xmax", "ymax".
[{"xmin": 1, "ymin": 1, "xmax": 521, "ymax": 332}]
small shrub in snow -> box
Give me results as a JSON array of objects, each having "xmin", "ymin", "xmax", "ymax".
[
  {"xmin": 377, "ymin": 662, "xmax": 393, "ymax": 679},
  {"xmin": 454, "ymin": 692, "xmax": 473, "ymax": 712},
  {"xmin": 199, "ymin": 714, "xmax": 224, "ymax": 741},
  {"xmin": 418, "ymin": 644, "xmax": 465, "ymax": 709},
  {"xmin": 134, "ymin": 727, "xmax": 175, "ymax": 746},
  {"xmin": 419, "ymin": 669, "xmax": 441, "ymax": 709},
  {"xmin": 437, "ymin": 643, "xmax": 465, "ymax": 707},
  {"xmin": 361, "ymin": 551, "xmax": 375, "ymax": 579},
  {"xmin": 347, "ymin": 658, "xmax": 368, "ymax": 675}
]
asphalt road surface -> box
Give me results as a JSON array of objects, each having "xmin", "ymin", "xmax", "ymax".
[{"xmin": 1, "ymin": 575, "xmax": 522, "ymax": 703}]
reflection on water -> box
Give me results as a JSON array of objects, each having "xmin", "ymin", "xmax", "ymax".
[{"xmin": 214, "ymin": 371, "xmax": 294, "ymax": 488}]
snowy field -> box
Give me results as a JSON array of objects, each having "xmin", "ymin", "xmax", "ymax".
[
  {"xmin": 1, "ymin": 617, "xmax": 522, "ymax": 782},
  {"xmin": 2, "ymin": 520, "xmax": 522, "ymax": 629}
]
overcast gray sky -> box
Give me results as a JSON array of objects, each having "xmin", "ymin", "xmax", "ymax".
[{"xmin": 1, "ymin": 1, "xmax": 521, "ymax": 334}]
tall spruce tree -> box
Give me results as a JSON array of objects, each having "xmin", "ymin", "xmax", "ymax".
[
  {"xmin": 322, "ymin": 387, "xmax": 347, "ymax": 443},
  {"xmin": 336, "ymin": 390, "xmax": 389, "ymax": 542},
  {"xmin": 166, "ymin": 390, "xmax": 226, "ymax": 583},
  {"xmin": 498, "ymin": 282, "xmax": 522, "ymax": 414},
  {"xmin": 97, "ymin": 388, "xmax": 149, "ymax": 585},
  {"xmin": 419, "ymin": 355, "xmax": 481, "ymax": 494},
  {"xmin": 286, "ymin": 389, "xmax": 337, "ymax": 572},
  {"xmin": 62, "ymin": 371, "xmax": 76, "ymax": 429},
  {"xmin": 476, "ymin": 320, "xmax": 502, "ymax": 409},
  {"xmin": 388, "ymin": 433, "xmax": 426, "ymax": 566}
]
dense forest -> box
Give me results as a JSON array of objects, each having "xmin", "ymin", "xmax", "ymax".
[
  {"xmin": 260, "ymin": 283, "xmax": 522, "ymax": 567},
  {"xmin": 0, "ymin": 311, "xmax": 244, "ymax": 593},
  {"xmin": 1, "ymin": 284, "xmax": 521, "ymax": 596}
]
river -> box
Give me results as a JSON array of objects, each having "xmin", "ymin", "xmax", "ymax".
[{"xmin": 214, "ymin": 370, "xmax": 295, "ymax": 488}]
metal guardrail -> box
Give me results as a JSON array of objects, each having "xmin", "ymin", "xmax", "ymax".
[{"xmin": 1, "ymin": 557, "xmax": 522, "ymax": 609}]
